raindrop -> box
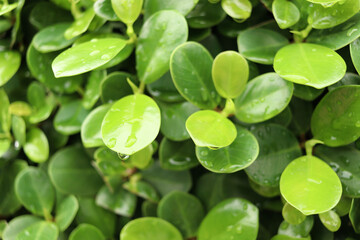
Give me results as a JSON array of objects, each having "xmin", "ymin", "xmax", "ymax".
[{"xmin": 118, "ymin": 153, "xmax": 129, "ymax": 160}]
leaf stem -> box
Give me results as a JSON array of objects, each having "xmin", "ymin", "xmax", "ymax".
[
  {"xmin": 305, "ymin": 139, "xmax": 323, "ymax": 156},
  {"xmin": 138, "ymin": 81, "xmax": 145, "ymax": 94},
  {"xmin": 126, "ymin": 23, "xmax": 137, "ymax": 44},
  {"xmin": 292, "ymin": 24, "xmax": 313, "ymax": 43},
  {"xmin": 221, "ymin": 99, "xmax": 235, "ymax": 117},
  {"xmin": 43, "ymin": 209, "xmax": 53, "ymax": 222},
  {"xmin": 70, "ymin": 0, "xmax": 82, "ymax": 19}
]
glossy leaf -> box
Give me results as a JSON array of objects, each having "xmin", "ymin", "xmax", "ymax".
[
  {"xmin": 272, "ymin": 0, "xmax": 300, "ymax": 29},
  {"xmin": 2, "ymin": 215, "xmax": 42, "ymax": 240},
  {"xmin": 144, "ymin": 0, "xmax": 198, "ymax": 18},
  {"xmin": 48, "ymin": 146, "xmax": 103, "ymax": 196},
  {"xmin": 186, "ymin": 110, "xmax": 237, "ymax": 148},
  {"xmin": 221, "ymin": 0, "xmax": 251, "ymax": 20},
  {"xmin": 33, "ymin": 23, "xmax": 74, "ymax": 52},
  {"xmin": 245, "ymin": 124, "xmax": 302, "ymax": 187},
  {"xmin": 212, "ymin": 50, "xmax": 249, "ymax": 98},
  {"xmin": 94, "ymin": 0, "xmax": 118, "ymax": 21},
  {"xmin": 11, "ymin": 116, "xmax": 26, "ymax": 146},
  {"xmin": 136, "ymin": 10, "xmax": 188, "ymax": 84},
  {"xmin": 0, "ymin": 51, "xmax": 21, "ymax": 87},
  {"xmin": 15, "ymin": 168, "xmax": 55, "ymax": 217},
  {"xmin": 350, "ymin": 37, "xmax": 360, "ymax": 75},
  {"xmin": 23, "ymin": 128, "xmax": 49, "ymax": 163},
  {"xmin": 69, "ymin": 224, "xmax": 105, "ymax": 240},
  {"xmin": 55, "ymin": 195, "xmax": 79, "ymax": 231},
  {"xmin": 101, "ymin": 94, "xmax": 161, "ymax": 155},
  {"xmin": 52, "ymin": 38, "xmax": 126, "ymax": 77},
  {"xmin": 315, "ymin": 145, "xmax": 360, "ymax": 198},
  {"xmin": 186, "ymin": 0, "xmax": 226, "ymax": 28},
  {"xmin": 274, "ymin": 43, "xmax": 346, "ymax": 89},
  {"xmin": 196, "ymin": 125, "xmax": 258, "ymax": 173},
  {"xmin": 54, "ymin": 100, "xmax": 90, "ymax": 135},
  {"xmin": 64, "ymin": 8, "xmax": 95, "ymax": 40},
  {"xmin": 160, "ymin": 138, "xmax": 199, "ymax": 171},
  {"xmin": 129, "ymin": 144, "xmax": 154, "ymax": 169},
  {"xmin": 280, "ymin": 155, "xmax": 342, "ymax": 215},
  {"xmin": 111, "ymin": 0, "xmax": 143, "ymax": 24},
  {"xmin": 123, "ymin": 180, "xmax": 160, "ymax": 203},
  {"xmin": 120, "ymin": 217, "xmax": 182, "ymax": 240},
  {"xmin": 16, "ymin": 221, "xmax": 58, "ymax": 240},
  {"xmin": 81, "ymin": 104, "xmax": 110, "ymax": 148},
  {"xmin": 293, "ymin": 84, "xmax": 324, "ymax": 101},
  {"xmin": 158, "ymin": 191, "xmax": 205, "ymax": 238},
  {"xmin": 198, "ymin": 198, "xmax": 259, "ymax": 240},
  {"xmin": 311, "ymin": 86, "xmax": 360, "ymax": 146},
  {"xmin": 319, "ymin": 210, "xmax": 341, "ymax": 232},
  {"xmin": 237, "ymin": 28, "xmax": 288, "ymax": 65},
  {"xmin": 95, "ymin": 185, "xmax": 137, "ymax": 217},
  {"xmin": 170, "ymin": 42, "xmax": 220, "ymax": 109},
  {"xmin": 235, "ymin": 72, "xmax": 293, "ymax": 123}
]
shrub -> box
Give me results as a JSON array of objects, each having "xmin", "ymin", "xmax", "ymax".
[{"xmin": 0, "ymin": 0, "xmax": 360, "ymax": 239}]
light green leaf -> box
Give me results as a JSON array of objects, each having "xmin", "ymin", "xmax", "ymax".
[
  {"xmin": 111, "ymin": 0, "xmax": 143, "ymax": 24},
  {"xmin": 221, "ymin": 0, "xmax": 252, "ymax": 20},
  {"xmin": 69, "ymin": 224, "xmax": 105, "ymax": 240},
  {"xmin": 0, "ymin": 3, "xmax": 19, "ymax": 16},
  {"xmin": 11, "ymin": 116, "xmax": 26, "ymax": 146},
  {"xmin": 82, "ymin": 70, "xmax": 106, "ymax": 109},
  {"xmin": 272, "ymin": 0, "xmax": 300, "ymax": 29},
  {"xmin": 0, "ymin": 51, "xmax": 21, "ymax": 87},
  {"xmin": 3, "ymin": 215, "xmax": 41, "ymax": 240},
  {"xmin": 23, "ymin": 128, "xmax": 49, "ymax": 163},
  {"xmin": 282, "ymin": 202, "xmax": 306, "ymax": 225},
  {"xmin": 94, "ymin": 0, "xmax": 119, "ymax": 21},
  {"xmin": 64, "ymin": 8, "xmax": 95, "ymax": 40},
  {"xmin": 319, "ymin": 210, "xmax": 341, "ymax": 232}
]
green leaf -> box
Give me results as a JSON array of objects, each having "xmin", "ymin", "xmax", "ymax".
[
  {"xmin": 33, "ymin": 23, "xmax": 75, "ymax": 53},
  {"xmin": 111, "ymin": 0, "xmax": 143, "ymax": 24},
  {"xmin": 280, "ymin": 155, "xmax": 342, "ymax": 215},
  {"xmin": 101, "ymin": 94, "xmax": 161, "ymax": 155},
  {"xmin": 55, "ymin": 195, "xmax": 79, "ymax": 231},
  {"xmin": 142, "ymin": 201, "xmax": 158, "ymax": 217},
  {"xmin": 237, "ymin": 28, "xmax": 289, "ymax": 65},
  {"xmin": 52, "ymin": 38, "xmax": 126, "ymax": 77},
  {"xmin": 120, "ymin": 217, "xmax": 183, "ymax": 240},
  {"xmin": 142, "ymin": 162, "xmax": 192, "ymax": 196},
  {"xmin": 29, "ymin": 2, "xmax": 72, "ymax": 29},
  {"xmin": 144, "ymin": 0, "xmax": 198, "ymax": 18},
  {"xmin": 235, "ymin": 72, "xmax": 293, "ymax": 123},
  {"xmin": 81, "ymin": 104, "xmax": 110, "ymax": 148},
  {"xmin": 328, "ymin": 73, "xmax": 360, "ymax": 92},
  {"xmin": 27, "ymin": 43, "xmax": 83, "ymax": 93},
  {"xmin": 69, "ymin": 224, "xmax": 105, "ymax": 240},
  {"xmin": 0, "ymin": 89, "xmax": 10, "ymax": 135},
  {"xmin": 186, "ymin": 110, "xmax": 237, "ymax": 148},
  {"xmin": 95, "ymin": 185, "xmax": 137, "ymax": 217},
  {"xmin": 198, "ymin": 198, "xmax": 259, "ymax": 240},
  {"xmin": 308, "ymin": 0, "xmax": 360, "ymax": 29},
  {"xmin": 48, "ymin": 146, "xmax": 103, "ymax": 196},
  {"xmin": 15, "ymin": 168, "xmax": 55, "ymax": 218},
  {"xmin": 272, "ymin": 0, "xmax": 300, "ymax": 29},
  {"xmin": 82, "ymin": 70, "xmax": 106, "ymax": 109},
  {"xmin": 221, "ymin": 0, "xmax": 252, "ymax": 20},
  {"xmin": 278, "ymin": 216, "xmax": 314, "ymax": 238},
  {"xmin": 11, "ymin": 116, "xmax": 26, "ymax": 146},
  {"xmin": 158, "ymin": 191, "xmax": 205, "ymax": 238},
  {"xmin": 123, "ymin": 180, "xmax": 160, "ymax": 203},
  {"xmin": 0, "ymin": 51, "xmax": 21, "ymax": 87},
  {"xmin": 350, "ymin": 37, "xmax": 360, "ymax": 75},
  {"xmin": 3, "ymin": 215, "xmax": 42, "ymax": 240},
  {"xmin": 94, "ymin": 147, "xmax": 126, "ymax": 177},
  {"xmin": 349, "ymin": 198, "xmax": 360, "ymax": 233},
  {"xmin": 311, "ymin": 86, "xmax": 360, "ymax": 146},
  {"xmin": 186, "ymin": 0, "xmax": 226, "ymax": 28},
  {"xmin": 23, "ymin": 128, "xmax": 49, "ymax": 163},
  {"xmin": 196, "ymin": 125, "xmax": 258, "ymax": 173},
  {"xmin": 245, "ymin": 124, "xmax": 302, "ymax": 187},
  {"xmin": 160, "ymin": 138, "xmax": 199, "ymax": 171},
  {"xmin": 170, "ymin": 42, "xmax": 221, "ymax": 109},
  {"xmin": 64, "ymin": 8, "xmax": 95, "ymax": 40},
  {"xmin": 282, "ymin": 202, "xmax": 306, "ymax": 225},
  {"xmin": 274, "ymin": 43, "xmax": 346, "ymax": 89},
  {"xmin": 212, "ymin": 50, "xmax": 249, "ymax": 99},
  {"xmin": 129, "ymin": 144, "xmax": 154, "ymax": 169},
  {"xmin": 76, "ymin": 198, "xmax": 116, "ymax": 238},
  {"xmin": 94, "ymin": 0, "xmax": 119, "ymax": 21},
  {"xmin": 136, "ymin": 10, "xmax": 188, "ymax": 84},
  {"xmin": 249, "ymin": 178, "xmax": 280, "ymax": 197},
  {"xmin": 16, "ymin": 221, "xmax": 58, "ymax": 240},
  {"xmin": 100, "ymin": 72, "xmax": 135, "ymax": 103},
  {"xmin": 293, "ymin": 83, "xmax": 324, "ymax": 101},
  {"xmin": 0, "ymin": 160, "xmax": 27, "ymax": 216},
  {"xmin": 315, "ymin": 145, "xmax": 360, "ymax": 198},
  {"xmin": 319, "ymin": 210, "xmax": 341, "ymax": 232},
  {"xmin": 158, "ymin": 101, "xmax": 198, "ymax": 141},
  {"xmin": 308, "ymin": 13, "xmax": 360, "ymax": 50},
  {"xmin": 0, "ymin": 3, "xmax": 19, "ymax": 16},
  {"xmin": 9, "ymin": 102, "xmax": 32, "ymax": 117}
]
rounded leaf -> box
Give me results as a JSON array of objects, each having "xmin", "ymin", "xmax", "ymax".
[
  {"xmin": 69, "ymin": 224, "xmax": 105, "ymax": 240},
  {"xmin": 0, "ymin": 51, "xmax": 21, "ymax": 87},
  {"xmin": 196, "ymin": 125, "xmax": 258, "ymax": 173},
  {"xmin": 120, "ymin": 217, "xmax": 182, "ymax": 240},
  {"xmin": 319, "ymin": 210, "xmax": 341, "ymax": 232},
  {"xmin": 101, "ymin": 94, "xmax": 161, "ymax": 155},
  {"xmin": 282, "ymin": 203, "xmax": 306, "ymax": 225},
  {"xmin": 212, "ymin": 51, "xmax": 249, "ymax": 99},
  {"xmin": 16, "ymin": 221, "xmax": 58, "ymax": 240},
  {"xmin": 198, "ymin": 198, "xmax": 259, "ymax": 240},
  {"xmin": 311, "ymin": 86, "xmax": 360, "ymax": 146},
  {"xmin": 221, "ymin": 0, "xmax": 252, "ymax": 20},
  {"xmin": 272, "ymin": 0, "xmax": 300, "ymax": 29},
  {"xmin": 274, "ymin": 43, "xmax": 346, "ymax": 89},
  {"xmin": 100, "ymin": 71, "xmax": 135, "ymax": 103},
  {"xmin": 23, "ymin": 128, "xmax": 49, "ymax": 163},
  {"xmin": 280, "ymin": 155, "xmax": 342, "ymax": 215},
  {"xmin": 55, "ymin": 195, "xmax": 79, "ymax": 231},
  {"xmin": 235, "ymin": 73, "xmax": 293, "ymax": 123},
  {"xmin": 3, "ymin": 215, "xmax": 42, "ymax": 240},
  {"xmin": 111, "ymin": 0, "xmax": 143, "ymax": 24},
  {"xmin": 186, "ymin": 110, "xmax": 237, "ymax": 148}
]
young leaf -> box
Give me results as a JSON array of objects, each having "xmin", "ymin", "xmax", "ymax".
[
  {"xmin": 280, "ymin": 155, "xmax": 342, "ymax": 215},
  {"xmin": 120, "ymin": 217, "xmax": 183, "ymax": 240},
  {"xmin": 198, "ymin": 198, "xmax": 259, "ymax": 240},
  {"xmin": 282, "ymin": 202, "xmax": 306, "ymax": 225},
  {"xmin": 64, "ymin": 8, "xmax": 95, "ymax": 40},
  {"xmin": 170, "ymin": 42, "xmax": 221, "ymax": 109},
  {"xmin": 23, "ymin": 128, "xmax": 49, "ymax": 163},
  {"xmin": 221, "ymin": 0, "xmax": 252, "ymax": 21},
  {"xmin": 111, "ymin": 0, "xmax": 143, "ymax": 24},
  {"xmin": 136, "ymin": 10, "xmax": 188, "ymax": 84},
  {"xmin": 186, "ymin": 110, "xmax": 237, "ymax": 148},
  {"xmin": 15, "ymin": 168, "xmax": 55, "ymax": 218},
  {"xmin": 274, "ymin": 43, "xmax": 346, "ymax": 89},
  {"xmin": 319, "ymin": 210, "xmax": 341, "ymax": 232},
  {"xmin": 311, "ymin": 86, "xmax": 360, "ymax": 146},
  {"xmin": 0, "ymin": 51, "xmax": 21, "ymax": 87},
  {"xmin": 212, "ymin": 51, "xmax": 249, "ymax": 99},
  {"xmin": 272, "ymin": 0, "xmax": 300, "ymax": 29},
  {"xmin": 101, "ymin": 94, "xmax": 161, "ymax": 155}
]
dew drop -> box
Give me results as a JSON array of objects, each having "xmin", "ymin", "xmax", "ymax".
[{"xmin": 118, "ymin": 153, "xmax": 129, "ymax": 160}]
